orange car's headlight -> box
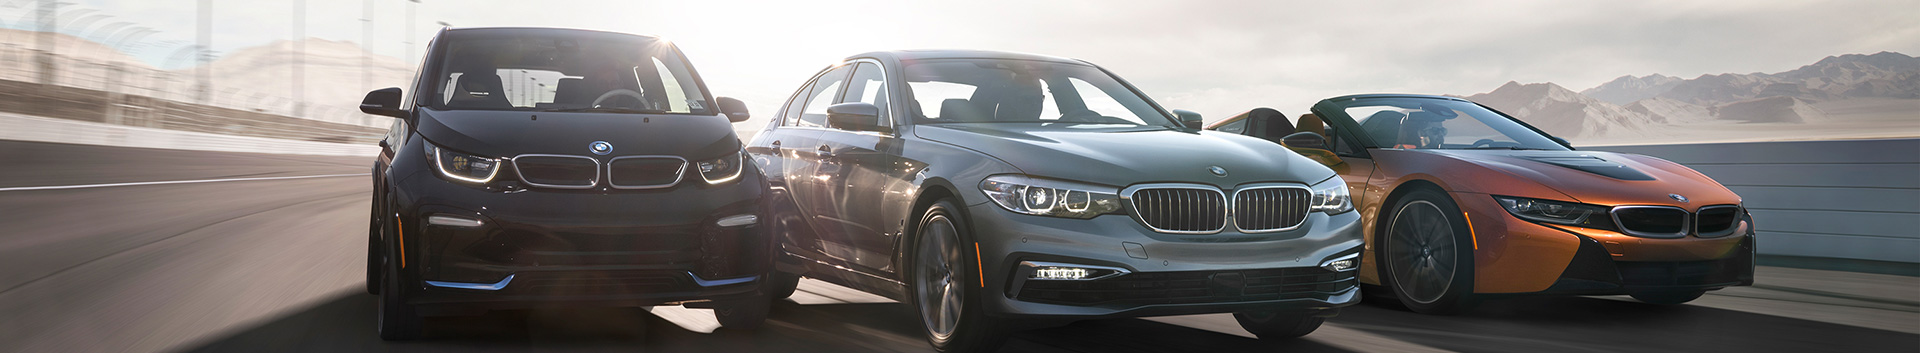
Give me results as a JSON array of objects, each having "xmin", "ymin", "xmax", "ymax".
[{"xmin": 1493, "ymin": 195, "xmax": 1617, "ymax": 231}]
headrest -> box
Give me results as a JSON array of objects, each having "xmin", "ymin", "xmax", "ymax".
[
  {"xmin": 939, "ymin": 98, "xmax": 989, "ymax": 122},
  {"xmin": 1297, "ymin": 114, "xmax": 1326, "ymax": 135},
  {"xmin": 1251, "ymin": 108, "xmax": 1293, "ymax": 138}
]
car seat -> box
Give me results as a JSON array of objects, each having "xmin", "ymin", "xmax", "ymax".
[{"xmin": 447, "ymin": 73, "xmax": 512, "ymax": 109}]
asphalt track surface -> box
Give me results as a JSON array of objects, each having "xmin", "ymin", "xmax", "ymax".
[{"xmin": 1, "ymin": 140, "xmax": 1915, "ymax": 353}]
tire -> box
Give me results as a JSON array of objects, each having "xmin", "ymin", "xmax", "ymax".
[
  {"xmin": 1233, "ymin": 311, "xmax": 1326, "ymax": 340},
  {"xmin": 766, "ymin": 270, "xmax": 801, "ymax": 300},
  {"xmin": 365, "ymin": 192, "xmax": 383, "ymax": 295},
  {"xmin": 1378, "ymin": 188, "xmax": 1478, "ymax": 315},
  {"xmin": 377, "ymin": 216, "xmax": 423, "ymax": 341},
  {"xmin": 715, "ymin": 297, "xmax": 772, "ymax": 330},
  {"xmin": 911, "ymin": 199, "xmax": 1007, "ymax": 353},
  {"xmin": 1629, "ymin": 290, "xmax": 1706, "ymax": 305}
]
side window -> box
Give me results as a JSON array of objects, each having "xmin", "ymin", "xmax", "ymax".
[
  {"xmin": 796, "ymin": 65, "xmax": 854, "ymax": 128},
  {"xmin": 1215, "ymin": 118, "xmax": 1248, "ymax": 134},
  {"xmin": 781, "ymin": 79, "xmax": 815, "ymax": 126},
  {"xmin": 839, "ymin": 62, "xmax": 890, "ymax": 126}
]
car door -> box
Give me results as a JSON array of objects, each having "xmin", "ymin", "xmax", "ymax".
[
  {"xmin": 783, "ymin": 64, "xmax": 858, "ymax": 265},
  {"xmin": 813, "ymin": 61, "xmax": 907, "ymax": 273},
  {"xmin": 749, "ymin": 72, "xmax": 824, "ymax": 263}
]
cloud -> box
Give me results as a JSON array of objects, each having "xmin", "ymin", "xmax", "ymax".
[{"xmin": 26, "ymin": 0, "xmax": 1920, "ymax": 123}]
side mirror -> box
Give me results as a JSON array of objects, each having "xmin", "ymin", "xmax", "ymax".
[
  {"xmin": 360, "ymin": 87, "xmax": 406, "ymax": 118},
  {"xmin": 827, "ymin": 102, "xmax": 891, "ymax": 134},
  {"xmin": 1172, "ymin": 109, "xmax": 1203, "ymax": 129},
  {"xmin": 1281, "ymin": 131, "xmax": 1328, "ymax": 149},
  {"xmin": 716, "ymin": 97, "xmax": 751, "ymax": 123}
]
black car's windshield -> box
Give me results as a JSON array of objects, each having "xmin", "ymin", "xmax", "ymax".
[
  {"xmin": 904, "ymin": 59, "xmax": 1175, "ymax": 127},
  {"xmin": 428, "ymin": 33, "xmax": 710, "ymax": 115},
  {"xmin": 1336, "ymin": 98, "xmax": 1568, "ymax": 151}
]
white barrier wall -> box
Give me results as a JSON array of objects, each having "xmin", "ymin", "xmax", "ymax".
[
  {"xmin": 0, "ymin": 112, "xmax": 379, "ymax": 157},
  {"xmin": 1593, "ymin": 139, "xmax": 1920, "ymax": 263}
]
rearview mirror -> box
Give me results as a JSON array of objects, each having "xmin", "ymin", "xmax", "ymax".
[
  {"xmin": 1172, "ymin": 109, "xmax": 1202, "ymax": 129},
  {"xmin": 360, "ymin": 87, "xmax": 406, "ymax": 118},
  {"xmin": 827, "ymin": 102, "xmax": 891, "ymax": 134},
  {"xmin": 716, "ymin": 97, "xmax": 750, "ymax": 123}
]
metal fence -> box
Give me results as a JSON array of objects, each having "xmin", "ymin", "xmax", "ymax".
[{"xmin": 0, "ymin": 43, "xmax": 385, "ymax": 130}]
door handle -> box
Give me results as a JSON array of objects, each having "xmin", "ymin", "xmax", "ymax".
[{"xmin": 816, "ymin": 145, "xmax": 833, "ymax": 155}]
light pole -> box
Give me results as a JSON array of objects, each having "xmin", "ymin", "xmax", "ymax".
[
  {"xmin": 362, "ymin": 0, "xmax": 373, "ymax": 93},
  {"xmin": 407, "ymin": 0, "xmax": 419, "ymax": 64},
  {"xmin": 292, "ymin": 0, "xmax": 306, "ymax": 116},
  {"xmin": 195, "ymin": 0, "xmax": 211, "ymax": 103}
]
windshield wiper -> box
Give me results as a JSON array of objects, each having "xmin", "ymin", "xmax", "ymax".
[{"xmin": 542, "ymin": 107, "xmax": 667, "ymax": 114}]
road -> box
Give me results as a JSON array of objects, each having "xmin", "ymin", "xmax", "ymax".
[{"xmin": 1, "ymin": 140, "xmax": 1915, "ymax": 353}]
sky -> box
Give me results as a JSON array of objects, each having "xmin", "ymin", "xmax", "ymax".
[{"xmin": 5, "ymin": 0, "xmax": 1919, "ymax": 122}]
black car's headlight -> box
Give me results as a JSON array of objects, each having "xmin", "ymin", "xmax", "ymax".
[
  {"xmin": 1493, "ymin": 195, "xmax": 1617, "ymax": 231},
  {"xmin": 1309, "ymin": 176, "xmax": 1353, "ymax": 214},
  {"xmin": 980, "ymin": 174, "xmax": 1123, "ymax": 219},
  {"xmin": 697, "ymin": 151, "xmax": 744, "ymax": 184},
  {"xmin": 425, "ymin": 142, "xmax": 499, "ymax": 184}
]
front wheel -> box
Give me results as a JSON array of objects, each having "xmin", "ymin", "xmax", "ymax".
[
  {"xmin": 376, "ymin": 213, "xmax": 422, "ymax": 340},
  {"xmin": 1629, "ymin": 290, "xmax": 1706, "ymax": 305},
  {"xmin": 912, "ymin": 199, "xmax": 1007, "ymax": 353},
  {"xmin": 1233, "ymin": 310, "xmax": 1326, "ymax": 339},
  {"xmin": 1380, "ymin": 188, "xmax": 1478, "ymax": 315}
]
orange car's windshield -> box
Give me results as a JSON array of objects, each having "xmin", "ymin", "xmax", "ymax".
[{"xmin": 1338, "ymin": 98, "xmax": 1568, "ymax": 151}]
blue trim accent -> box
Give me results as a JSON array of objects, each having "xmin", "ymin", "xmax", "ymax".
[
  {"xmin": 688, "ymin": 272, "xmax": 758, "ymax": 287},
  {"xmin": 425, "ymin": 274, "xmax": 515, "ymax": 291}
]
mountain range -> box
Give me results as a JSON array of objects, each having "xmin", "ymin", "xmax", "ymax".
[{"xmin": 1466, "ymin": 51, "xmax": 1918, "ymax": 139}]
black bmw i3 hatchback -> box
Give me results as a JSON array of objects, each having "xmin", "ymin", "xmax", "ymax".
[{"xmin": 360, "ymin": 27, "xmax": 770, "ymax": 339}]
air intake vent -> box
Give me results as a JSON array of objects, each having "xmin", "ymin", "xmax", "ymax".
[
  {"xmin": 1612, "ymin": 206, "xmax": 1689, "ymax": 238},
  {"xmin": 608, "ymin": 156, "xmax": 686, "ymax": 189},
  {"xmin": 1233, "ymin": 187, "xmax": 1312, "ymax": 232},
  {"xmin": 1129, "ymin": 187, "xmax": 1227, "ymax": 233},
  {"xmin": 512, "ymin": 155, "xmax": 599, "ymax": 189},
  {"xmin": 1694, "ymin": 205, "xmax": 1741, "ymax": 238}
]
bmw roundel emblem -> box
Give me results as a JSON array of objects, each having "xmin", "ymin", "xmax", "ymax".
[
  {"xmin": 1209, "ymin": 166, "xmax": 1228, "ymax": 177},
  {"xmin": 1669, "ymin": 193, "xmax": 1688, "ymax": 203},
  {"xmin": 589, "ymin": 141, "xmax": 613, "ymax": 155}
]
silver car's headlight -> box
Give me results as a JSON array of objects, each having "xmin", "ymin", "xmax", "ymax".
[
  {"xmin": 980, "ymin": 174, "xmax": 1123, "ymax": 219},
  {"xmin": 697, "ymin": 150, "xmax": 744, "ymax": 184},
  {"xmin": 1309, "ymin": 176, "xmax": 1353, "ymax": 214},
  {"xmin": 425, "ymin": 142, "xmax": 499, "ymax": 184}
]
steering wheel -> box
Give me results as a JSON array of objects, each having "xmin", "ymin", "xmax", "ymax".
[
  {"xmin": 592, "ymin": 89, "xmax": 650, "ymax": 109},
  {"xmin": 1058, "ymin": 110, "xmax": 1102, "ymax": 123},
  {"xmin": 1471, "ymin": 139, "xmax": 1497, "ymax": 148}
]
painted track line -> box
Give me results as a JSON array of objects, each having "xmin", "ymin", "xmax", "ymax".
[{"xmin": 0, "ymin": 173, "xmax": 369, "ymax": 192}]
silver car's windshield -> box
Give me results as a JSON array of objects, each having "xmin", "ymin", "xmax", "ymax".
[
  {"xmin": 429, "ymin": 34, "xmax": 710, "ymax": 115},
  {"xmin": 903, "ymin": 59, "xmax": 1175, "ymax": 127}
]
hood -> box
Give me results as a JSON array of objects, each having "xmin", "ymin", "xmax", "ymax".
[
  {"xmin": 916, "ymin": 124, "xmax": 1334, "ymax": 188},
  {"xmin": 1419, "ymin": 149, "xmax": 1741, "ymax": 207},
  {"xmin": 416, "ymin": 109, "xmax": 740, "ymax": 160}
]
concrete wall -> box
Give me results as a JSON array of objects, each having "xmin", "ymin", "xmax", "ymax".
[{"xmin": 1594, "ymin": 139, "xmax": 1920, "ymax": 263}]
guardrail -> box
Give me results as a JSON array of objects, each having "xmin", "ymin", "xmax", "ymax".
[{"xmin": 1593, "ymin": 139, "xmax": 1920, "ymax": 264}]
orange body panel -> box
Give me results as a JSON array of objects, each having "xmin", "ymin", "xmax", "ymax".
[{"xmin": 1347, "ymin": 148, "xmax": 1749, "ymax": 294}]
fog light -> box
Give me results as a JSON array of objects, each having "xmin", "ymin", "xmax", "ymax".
[
  {"xmin": 1034, "ymin": 267, "xmax": 1089, "ymax": 280},
  {"xmin": 1019, "ymin": 261, "xmax": 1129, "ymax": 281},
  {"xmin": 716, "ymin": 214, "xmax": 757, "ymax": 228},
  {"xmin": 1320, "ymin": 253, "xmax": 1358, "ymax": 272}
]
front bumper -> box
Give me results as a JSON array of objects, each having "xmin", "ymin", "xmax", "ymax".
[
  {"xmin": 389, "ymin": 170, "xmax": 771, "ymax": 313},
  {"xmin": 966, "ymin": 202, "xmax": 1365, "ymax": 319}
]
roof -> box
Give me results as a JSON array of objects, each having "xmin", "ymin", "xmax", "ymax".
[
  {"xmin": 440, "ymin": 27, "xmax": 662, "ymax": 41},
  {"xmin": 847, "ymin": 49, "xmax": 1087, "ymax": 64}
]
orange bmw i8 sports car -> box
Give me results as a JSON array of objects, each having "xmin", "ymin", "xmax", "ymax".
[{"xmin": 1205, "ymin": 95, "xmax": 1754, "ymax": 314}]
